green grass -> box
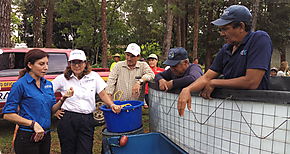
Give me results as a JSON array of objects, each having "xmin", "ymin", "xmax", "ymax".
[
  {"xmin": 0, "ymin": 109, "xmax": 149, "ymax": 154},
  {"xmin": 0, "ymin": 120, "xmax": 15, "ymax": 154}
]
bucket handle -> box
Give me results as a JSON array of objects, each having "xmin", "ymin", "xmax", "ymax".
[
  {"xmin": 113, "ymin": 90, "xmax": 123, "ymax": 101},
  {"xmin": 119, "ymin": 103, "xmax": 134, "ymax": 111}
]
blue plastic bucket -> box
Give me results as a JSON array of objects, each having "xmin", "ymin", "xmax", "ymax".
[{"xmin": 100, "ymin": 100, "xmax": 144, "ymax": 133}]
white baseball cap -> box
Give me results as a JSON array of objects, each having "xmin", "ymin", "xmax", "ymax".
[
  {"xmin": 69, "ymin": 49, "xmax": 86, "ymax": 61},
  {"xmin": 147, "ymin": 54, "xmax": 158, "ymax": 60},
  {"xmin": 125, "ymin": 43, "xmax": 141, "ymax": 56}
]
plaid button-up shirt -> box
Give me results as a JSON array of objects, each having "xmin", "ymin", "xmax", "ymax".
[{"xmin": 106, "ymin": 61, "xmax": 155, "ymax": 101}]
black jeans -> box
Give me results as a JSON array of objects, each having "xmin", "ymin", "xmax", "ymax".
[
  {"xmin": 57, "ymin": 110, "xmax": 95, "ymax": 154},
  {"xmin": 14, "ymin": 129, "xmax": 51, "ymax": 154}
]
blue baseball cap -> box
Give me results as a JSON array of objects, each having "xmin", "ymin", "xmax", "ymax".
[
  {"xmin": 211, "ymin": 5, "xmax": 252, "ymax": 26},
  {"xmin": 163, "ymin": 47, "xmax": 188, "ymax": 66}
]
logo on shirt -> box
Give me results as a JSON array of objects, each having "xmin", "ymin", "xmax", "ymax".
[
  {"xmin": 84, "ymin": 79, "xmax": 94, "ymax": 83},
  {"xmin": 44, "ymin": 85, "xmax": 52, "ymax": 89},
  {"xmin": 240, "ymin": 50, "xmax": 247, "ymax": 56}
]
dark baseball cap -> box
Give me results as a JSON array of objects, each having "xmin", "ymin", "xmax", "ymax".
[
  {"xmin": 211, "ymin": 5, "xmax": 252, "ymax": 26},
  {"xmin": 163, "ymin": 47, "xmax": 188, "ymax": 66}
]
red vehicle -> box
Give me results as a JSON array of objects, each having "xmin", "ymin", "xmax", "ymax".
[{"xmin": 0, "ymin": 48, "xmax": 108, "ymax": 125}]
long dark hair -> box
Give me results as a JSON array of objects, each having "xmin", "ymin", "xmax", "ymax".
[
  {"xmin": 64, "ymin": 61, "xmax": 92, "ymax": 80},
  {"xmin": 19, "ymin": 49, "xmax": 49, "ymax": 79}
]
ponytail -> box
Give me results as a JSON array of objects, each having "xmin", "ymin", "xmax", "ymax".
[{"xmin": 18, "ymin": 68, "xmax": 28, "ymax": 79}]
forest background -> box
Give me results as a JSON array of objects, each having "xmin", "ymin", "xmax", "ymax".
[{"xmin": 0, "ymin": 0, "xmax": 289, "ymax": 70}]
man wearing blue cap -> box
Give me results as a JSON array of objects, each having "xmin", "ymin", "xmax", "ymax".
[
  {"xmin": 177, "ymin": 5, "xmax": 273, "ymax": 116},
  {"xmin": 155, "ymin": 47, "xmax": 203, "ymax": 92}
]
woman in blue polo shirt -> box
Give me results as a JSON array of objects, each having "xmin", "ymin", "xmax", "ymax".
[{"xmin": 2, "ymin": 49, "xmax": 73, "ymax": 154}]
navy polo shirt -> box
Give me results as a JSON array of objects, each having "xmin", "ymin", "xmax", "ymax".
[
  {"xmin": 2, "ymin": 73, "xmax": 56, "ymax": 131},
  {"xmin": 210, "ymin": 30, "xmax": 273, "ymax": 90},
  {"xmin": 155, "ymin": 64, "xmax": 204, "ymax": 90}
]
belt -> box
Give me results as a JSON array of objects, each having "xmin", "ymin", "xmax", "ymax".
[{"xmin": 19, "ymin": 128, "xmax": 51, "ymax": 133}]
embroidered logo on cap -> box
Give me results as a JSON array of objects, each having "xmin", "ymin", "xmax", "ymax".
[
  {"xmin": 72, "ymin": 52, "xmax": 81, "ymax": 55},
  {"xmin": 223, "ymin": 10, "xmax": 229, "ymax": 16},
  {"xmin": 169, "ymin": 51, "xmax": 175, "ymax": 59}
]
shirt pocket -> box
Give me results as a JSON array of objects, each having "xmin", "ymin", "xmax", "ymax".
[
  {"xmin": 23, "ymin": 89, "xmax": 40, "ymax": 104},
  {"xmin": 23, "ymin": 90, "xmax": 46, "ymax": 111},
  {"xmin": 45, "ymin": 91, "xmax": 56, "ymax": 107}
]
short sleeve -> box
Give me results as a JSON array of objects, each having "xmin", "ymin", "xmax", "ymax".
[
  {"xmin": 94, "ymin": 72, "xmax": 108, "ymax": 94},
  {"xmin": 209, "ymin": 47, "xmax": 226, "ymax": 74},
  {"xmin": 52, "ymin": 74, "xmax": 65, "ymax": 93},
  {"xmin": 47, "ymin": 81, "xmax": 56, "ymax": 107},
  {"xmin": 2, "ymin": 82, "xmax": 23, "ymax": 114},
  {"xmin": 246, "ymin": 31, "xmax": 272, "ymax": 71}
]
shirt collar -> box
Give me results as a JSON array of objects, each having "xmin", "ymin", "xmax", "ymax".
[
  {"xmin": 240, "ymin": 31, "xmax": 252, "ymax": 46},
  {"xmin": 225, "ymin": 31, "xmax": 252, "ymax": 55},
  {"xmin": 70, "ymin": 72, "xmax": 91, "ymax": 80},
  {"xmin": 25, "ymin": 72, "xmax": 46, "ymax": 84},
  {"xmin": 122, "ymin": 60, "xmax": 141, "ymax": 69}
]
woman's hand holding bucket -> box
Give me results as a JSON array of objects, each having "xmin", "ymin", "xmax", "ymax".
[{"xmin": 110, "ymin": 104, "xmax": 122, "ymax": 114}]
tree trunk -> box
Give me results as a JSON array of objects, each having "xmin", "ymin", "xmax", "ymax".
[
  {"xmin": 251, "ymin": 0, "xmax": 260, "ymax": 31},
  {"xmin": 101, "ymin": 0, "xmax": 108, "ymax": 68},
  {"xmin": 176, "ymin": 16, "xmax": 182, "ymax": 47},
  {"xmin": 182, "ymin": 2, "xmax": 189, "ymax": 49},
  {"xmin": 92, "ymin": 0, "xmax": 98, "ymax": 64},
  {"xmin": 178, "ymin": 0, "xmax": 187, "ymax": 48},
  {"xmin": 279, "ymin": 47, "xmax": 286, "ymax": 62},
  {"xmin": 180, "ymin": 17, "xmax": 186, "ymax": 48},
  {"xmin": 45, "ymin": 0, "xmax": 54, "ymax": 48},
  {"xmin": 162, "ymin": 0, "xmax": 174, "ymax": 61},
  {"xmin": 0, "ymin": 0, "xmax": 12, "ymax": 47},
  {"xmin": 33, "ymin": 0, "xmax": 43, "ymax": 47},
  {"xmin": 205, "ymin": 2, "xmax": 214, "ymax": 71},
  {"xmin": 192, "ymin": 0, "xmax": 200, "ymax": 60}
]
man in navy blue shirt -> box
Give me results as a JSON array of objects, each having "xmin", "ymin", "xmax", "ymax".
[
  {"xmin": 155, "ymin": 47, "xmax": 203, "ymax": 92},
  {"xmin": 177, "ymin": 5, "xmax": 272, "ymax": 116}
]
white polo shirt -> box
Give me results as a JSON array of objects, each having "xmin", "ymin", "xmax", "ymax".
[{"xmin": 52, "ymin": 71, "xmax": 107, "ymax": 114}]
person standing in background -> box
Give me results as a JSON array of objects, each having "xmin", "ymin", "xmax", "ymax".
[
  {"xmin": 277, "ymin": 61, "xmax": 289, "ymax": 76},
  {"xmin": 270, "ymin": 67, "xmax": 278, "ymax": 77},
  {"xmin": 144, "ymin": 54, "xmax": 164, "ymax": 108},
  {"xmin": 110, "ymin": 53, "xmax": 121, "ymax": 71},
  {"xmin": 193, "ymin": 58, "xmax": 199, "ymax": 64}
]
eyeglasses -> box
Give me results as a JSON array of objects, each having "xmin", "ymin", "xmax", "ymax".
[{"xmin": 70, "ymin": 60, "xmax": 85, "ymax": 66}]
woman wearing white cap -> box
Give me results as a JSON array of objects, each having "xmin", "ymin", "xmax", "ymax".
[{"xmin": 52, "ymin": 49, "xmax": 121, "ymax": 154}]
